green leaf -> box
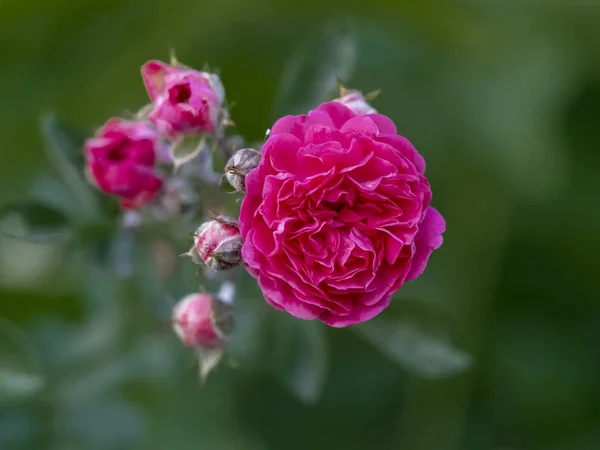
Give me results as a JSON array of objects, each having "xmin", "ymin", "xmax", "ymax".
[
  {"xmin": 272, "ymin": 317, "xmax": 329, "ymax": 405},
  {"xmin": 0, "ymin": 319, "xmax": 45, "ymax": 404},
  {"xmin": 169, "ymin": 134, "xmax": 209, "ymax": 173},
  {"xmin": 0, "ymin": 200, "xmax": 72, "ymax": 242},
  {"xmin": 355, "ymin": 301, "xmax": 471, "ymax": 379},
  {"xmin": 273, "ymin": 24, "xmax": 357, "ymax": 117},
  {"xmin": 40, "ymin": 113, "xmax": 102, "ymax": 219}
]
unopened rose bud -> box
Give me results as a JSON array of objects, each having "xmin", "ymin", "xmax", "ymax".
[
  {"xmin": 191, "ymin": 216, "xmax": 242, "ymax": 270},
  {"xmin": 172, "ymin": 291, "xmax": 233, "ymax": 349},
  {"xmin": 224, "ymin": 148, "xmax": 261, "ymax": 193},
  {"xmin": 333, "ymin": 89, "xmax": 377, "ymax": 115},
  {"xmin": 172, "ymin": 286, "xmax": 235, "ymax": 383}
]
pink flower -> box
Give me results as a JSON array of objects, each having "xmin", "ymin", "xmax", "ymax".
[
  {"xmin": 84, "ymin": 119, "xmax": 163, "ymax": 209},
  {"xmin": 172, "ymin": 293, "xmax": 227, "ymax": 349},
  {"xmin": 239, "ymin": 102, "xmax": 445, "ymax": 327},
  {"xmin": 333, "ymin": 90, "xmax": 377, "ymax": 115},
  {"xmin": 141, "ymin": 60, "xmax": 225, "ymax": 137}
]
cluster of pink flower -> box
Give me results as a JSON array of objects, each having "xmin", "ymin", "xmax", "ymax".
[
  {"xmin": 84, "ymin": 57, "xmax": 445, "ymax": 379},
  {"xmin": 85, "ymin": 59, "xmax": 229, "ymax": 209}
]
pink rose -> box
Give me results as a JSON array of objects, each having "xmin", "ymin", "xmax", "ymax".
[
  {"xmin": 141, "ymin": 60, "xmax": 225, "ymax": 137},
  {"xmin": 239, "ymin": 102, "xmax": 445, "ymax": 327},
  {"xmin": 84, "ymin": 119, "xmax": 163, "ymax": 209}
]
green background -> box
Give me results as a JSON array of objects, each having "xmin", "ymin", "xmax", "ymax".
[{"xmin": 1, "ymin": 1, "xmax": 600, "ymax": 449}]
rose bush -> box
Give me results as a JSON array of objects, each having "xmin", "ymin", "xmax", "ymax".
[{"xmin": 239, "ymin": 102, "xmax": 445, "ymax": 327}]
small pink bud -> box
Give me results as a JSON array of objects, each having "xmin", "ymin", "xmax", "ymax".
[
  {"xmin": 224, "ymin": 148, "xmax": 261, "ymax": 193},
  {"xmin": 333, "ymin": 90, "xmax": 377, "ymax": 115},
  {"xmin": 84, "ymin": 119, "xmax": 164, "ymax": 209},
  {"xmin": 141, "ymin": 60, "xmax": 226, "ymax": 138},
  {"xmin": 172, "ymin": 292, "xmax": 233, "ymax": 349},
  {"xmin": 192, "ymin": 216, "xmax": 242, "ymax": 270}
]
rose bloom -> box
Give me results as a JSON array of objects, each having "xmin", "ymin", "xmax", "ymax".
[
  {"xmin": 239, "ymin": 102, "xmax": 445, "ymax": 327},
  {"xmin": 141, "ymin": 60, "xmax": 225, "ymax": 137},
  {"xmin": 84, "ymin": 119, "xmax": 163, "ymax": 209}
]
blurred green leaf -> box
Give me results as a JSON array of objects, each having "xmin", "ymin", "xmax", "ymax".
[
  {"xmin": 0, "ymin": 410, "xmax": 38, "ymax": 448},
  {"xmin": 356, "ymin": 303, "xmax": 471, "ymax": 379},
  {"xmin": 0, "ymin": 200, "xmax": 72, "ymax": 242},
  {"xmin": 55, "ymin": 399, "xmax": 145, "ymax": 450},
  {"xmin": 273, "ymin": 24, "xmax": 357, "ymax": 116},
  {"xmin": 227, "ymin": 271, "xmax": 270, "ymax": 372},
  {"xmin": 0, "ymin": 319, "xmax": 45, "ymax": 404},
  {"xmin": 272, "ymin": 317, "xmax": 328, "ymax": 405},
  {"xmin": 228, "ymin": 272, "xmax": 329, "ymax": 404},
  {"xmin": 30, "ymin": 174, "xmax": 88, "ymax": 223},
  {"xmin": 40, "ymin": 113, "xmax": 102, "ymax": 220},
  {"xmin": 169, "ymin": 135, "xmax": 208, "ymax": 172},
  {"xmin": 40, "ymin": 113, "xmax": 87, "ymax": 167}
]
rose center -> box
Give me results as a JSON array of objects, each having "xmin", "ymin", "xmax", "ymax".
[
  {"xmin": 171, "ymin": 83, "xmax": 192, "ymax": 103},
  {"xmin": 322, "ymin": 200, "xmax": 344, "ymax": 213},
  {"xmin": 106, "ymin": 141, "xmax": 129, "ymax": 162}
]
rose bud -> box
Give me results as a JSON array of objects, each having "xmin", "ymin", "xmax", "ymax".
[
  {"xmin": 185, "ymin": 216, "xmax": 242, "ymax": 271},
  {"xmin": 172, "ymin": 284, "xmax": 235, "ymax": 383},
  {"xmin": 333, "ymin": 89, "xmax": 377, "ymax": 115},
  {"xmin": 223, "ymin": 148, "xmax": 261, "ymax": 193},
  {"xmin": 84, "ymin": 119, "xmax": 164, "ymax": 209},
  {"xmin": 172, "ymin": 290, "xmax": 233, "ymax": 349},
  {"xmin": 141, "ymin": 60, "xmax": 226, "ymax": 138}
]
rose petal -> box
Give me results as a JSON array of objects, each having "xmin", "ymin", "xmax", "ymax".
[
  {"xmin": 405, "ymin": 207, "xmax": 445, "ymax": 281},
  {"xmin": 375, "ymin": 134, "xmax": 426, "ymax": 174},
  {"xmin": 340, "ymin": 116, "xmax": 379, "ymax": 136},
  {"xmin": 366, "ymin": 114, "xmax": 397, "ymax": 135},
  {"xmin": 258, "ymin": 275, "xmax": 322, "ymax": 320},
  {"xmin": 320, "ymin": 294, "xmax": 391, "ymax": 328},
  {"xmin": 314, "ymin": 101, "xmax": 356, "ymax": 129},
  {"xmin": 270, "ymin": 115, "xmax": 316, "ymax": 140},
  {"xmin": 141, "ymin": 60, "xmax": 172, "ymax": 101},
  {"xmin": 263, "ymin": 133, "xmax": 303, "ymax": 173}
]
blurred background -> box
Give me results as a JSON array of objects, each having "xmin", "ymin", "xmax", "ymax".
[{"xmin": 1, "ymin": 1, "xmax": 600, "ymax": 449}]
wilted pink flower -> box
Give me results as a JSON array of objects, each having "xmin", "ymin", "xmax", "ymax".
[
  {"xmin": 333, "ymin": 90, "xmax": 377, "ymax": 115},
  {"xmin": 239, "ymin": 102, "xmax": 445, "ymax": 327},
  {"xmin": 84, "ymin": 119, "xmax": 163, "ymax": 209},
  {"xmin": 172, "ymin": 292, "xmax": 229, "ymax": 349},
  {"xmin": 141, "ymin": 60, "xmax": 225, "ymax": 137}
]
